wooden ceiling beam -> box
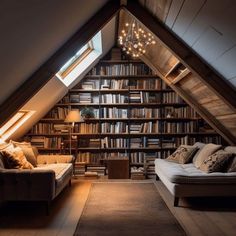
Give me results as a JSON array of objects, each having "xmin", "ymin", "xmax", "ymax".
[
  {"xmin": 125, "ymin": 1, "xmax": 236, "ymax": 110},
  {"xmin": 0, "ymin": 0, "xmax": 121, "ymax": 126}
]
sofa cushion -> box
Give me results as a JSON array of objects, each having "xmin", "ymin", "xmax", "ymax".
[
  {"xmin": 166, "ymin": 145, "xmax": 198, "ymax": 164},
  {"xmin": 155, "ymin": 159, "xmax": 236, "ymax": 184},
  {"xmin": 192, "ymin": 142, "xmax": 206, "ymax": 164},
  {"xmin": 199, "ymin": 150, "xmax": 233, "ymax": 173},
  {"xmin": 194, "ymin": 143, "xmax": 222, "ymax": 168},
  {"xmin": 0, "ymin": 147, "xmax": 34, "ymax": 169},
  {"xmin": 36, "ymin": 163, "xmax": 73, "ymax": 190},
  {"xmin": 10, "ymin": 140, "xmax": 37, "ymax": 167}
]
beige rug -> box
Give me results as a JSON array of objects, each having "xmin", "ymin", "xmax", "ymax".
[{"xmin": 74, "ymin": 182, "xmax": 185, "ymax": 236}]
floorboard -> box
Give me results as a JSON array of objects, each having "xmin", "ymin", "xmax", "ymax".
[{"xmin": 0, "ymin": 178, "xmax": 235, "ymax": 236}]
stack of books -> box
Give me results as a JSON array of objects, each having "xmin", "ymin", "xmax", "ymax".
[
  {"xmin": 131, "ymin": 167, "xmax": 145, "ymax": 180},
  {"xmin": 74, "ymin": 162, "xmax": 86, "ymax": 176},
  {"xmin": 87, "ymin": 165, "xmax": 106, "ymax": 176},
  {"xmin": 84, "ymin": 171, "xmax": 98, "ymax": 179}
]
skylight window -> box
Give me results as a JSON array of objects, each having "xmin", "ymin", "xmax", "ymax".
[
  {"xmin": 56, "ymin": 31, "xmax": 102, "ymax": 87},
  {"xmin": 0, "ymin": 110, "xmax": 35, "ymax": 141},
  {"xmin": 58, "ymin": 43, "xmax": 92, "ymax": 78}
]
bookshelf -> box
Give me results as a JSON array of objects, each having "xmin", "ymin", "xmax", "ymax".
[{"xmin": 24, "ymin": 51, "xmax": 224, "ymax": 178}]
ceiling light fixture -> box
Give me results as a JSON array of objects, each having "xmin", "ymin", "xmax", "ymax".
[{"xmin": 118, "ymin": 19, "xmax": 156, "ymax": 58}]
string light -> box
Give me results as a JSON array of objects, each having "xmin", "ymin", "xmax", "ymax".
[{"xmin": 118, "ymin": 19, "xmax": 156, "ymax": 58}]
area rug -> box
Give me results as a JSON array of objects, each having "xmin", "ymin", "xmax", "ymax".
[{"xmin": 74, "ymin": 182, "xmax": 185, "ymax": 236}]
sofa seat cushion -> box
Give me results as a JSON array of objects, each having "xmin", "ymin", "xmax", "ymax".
[
  {"xmin": 36, "ymin": 163, "xmax": 72, "ymax": 189},
  {"xmin": 155, "ymin": 159, "xmax": 236, "ymax": 184}
]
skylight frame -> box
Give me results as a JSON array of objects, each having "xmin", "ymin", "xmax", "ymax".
[
  {"xmin": 56, "ymin": 31, "xmax": 102, "ymax": 87},
  {"xmin": 58, "ymin": 42, "xmax": 93, "ymax": 78},
  {"xmin": 0, "ymin": 110, "xmax": 35, "ymax": 141}
]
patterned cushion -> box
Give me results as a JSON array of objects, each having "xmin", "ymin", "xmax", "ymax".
[
  {"xmin": 0, "ymin": 147, "xmax": 34, "ymax": 169},
  {"xmin": 10, "ymin": 140, "xmax": 37, "ymax": 167},
  {"xmin": 199, "ymin": 150, "xmax": 233, "ymax": 173},
  {"xmin": 166, "ymin": 145, "xmax": 198, "ymax": 164},
  {"xmin": 194, "ymin": 143, "xmax": 222, "ymax": 168}
]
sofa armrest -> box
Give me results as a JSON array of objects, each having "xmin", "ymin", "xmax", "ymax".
[
  {"xmin": 37, "ymin": 155, "xmax": 75, "ymax": 165},
  {"xmin": 0, "ymin": 169, "xmax": 56, "ymax": 201}
]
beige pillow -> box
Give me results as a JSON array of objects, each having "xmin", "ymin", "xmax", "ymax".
[
  {"xmin": 10, "ymin": 140, "xmax": 37, "ymax": 167},
  {"xmin": 0, "ymin": 147, "xmax": 34, "ymax": 169},
  {"xmin": 0, "ymin": 143, "xmax": 15, "ymax": 152},
  {"xmin": 166, "ymin": 145, "xmax": 198, "ymax": 164},
  {"xmin": 194, "ymin": 143, "xmax": 222, "ymax": 168},
  {"xmin": 199, "ymin": 150, "xmax": 233, "ymax": 173}
]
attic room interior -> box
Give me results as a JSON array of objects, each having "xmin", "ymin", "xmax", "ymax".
[{"xmin": 0, "ymin": 0, "xmax": 236, "ymax": 235}]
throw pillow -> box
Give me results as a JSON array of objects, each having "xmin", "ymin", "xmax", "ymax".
[
  {"xmin": 10, "ymin": 140, "xmax": 37, "ymax": 167},
  {"xmin": 0, "ymin": 147, "xmax": 34, "ymax": 169},
  {"xmin": 10, "ymin": 140, "xmax": 32, "ymax": 148},
  {"xmin": 166, "ymin": 145, "xmax": 198, "ymax": 164},
  {"xmin": 0, "ymin": 143, "xmax": 15, "ymax": 152},
  {"xmin": 194, "ymin": 143, "xmax": 222, "ymax": 168},
  {"xmin": 192, "ymin": 142, "xmax": 206, "ymax": 164},
  {"xmin": 199, "ymin": 150, "xmax": 233, "ymax": 173}
]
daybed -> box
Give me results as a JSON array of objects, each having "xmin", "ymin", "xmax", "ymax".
[{"xmin": 155, "ymin": 143, "xmax": 236, "ymax": 207}]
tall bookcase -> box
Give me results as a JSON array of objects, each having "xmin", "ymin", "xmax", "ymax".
[{"xmin": 24, "ymin": 51, "xmax": 224, "ymax": 178}]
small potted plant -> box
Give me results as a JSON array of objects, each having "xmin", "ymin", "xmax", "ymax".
[{"xmin": 80, "ymin": 107, "xmax": 95, "ymax": 119}]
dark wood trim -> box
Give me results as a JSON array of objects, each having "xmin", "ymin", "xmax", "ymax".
[
  {"xmin": 0, "ymin": 0, "xmax": 121, "ymax": 126},
  {"xmin": 124, "ymin": 1, "xmax": 236, "ymax": 110}
]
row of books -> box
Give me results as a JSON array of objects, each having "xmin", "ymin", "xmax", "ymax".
[
  {"xmin": 30, "ymin": 123, "xmax": 69, "ymax": 134},
  {"xmin": 101, "ymin": 122, "xmax": 129, "ymax": 133},
  {"xmin": 129, "ymin": 92, "xmax": 161, "ymax": 103},
  {"xmin": 78, "ymin": 78, "xmax": 163, "ymax": 90},
  {"xmin": 45, "ymin": 107, "xmax": 69, "ymax": 119},
  {"xmin": 76, "ymin": 152, "xmax": 101, "ymax": 163},
  {"xmin": 30, "ymin": 136, "xmax": 62, "ymax": 148},
  {"xmin": 89, "ymin": 64, "xmax": 153, "ymax": 76},
  {"xmin": 101, "ymin": 94, "xmax": 128, "ymax": 104},
  {"xmin": 129, "ymin": 79, "xmax": 161, "ymax": 89},
  {"xmin": 162, "ymin": 121, "xmax": 198, "ymax": 133},
  {"xmin": 74, "ymin": 123, "xmax": 99, "ymax": 133},
  {"xmin": 163, "ymin": 107, "xmax": 199, "ymax": 118},
  {"xmin": 101, "ymin": 137, "xmax": 129, "ymax": 148},
  {"xmin": 100, "ymin": 79, "xmax": 129, "ymax": 89},
  {"xmin": 162, "ymin": 92, "xmax": 185, "ymax": 103},
  {"xmin": 130, "ymin": 108, "xmax": 161, "ymax": 118},
  {"xmin": 100, "ymin": 108, "xmax": 128, "ymax": 118}
]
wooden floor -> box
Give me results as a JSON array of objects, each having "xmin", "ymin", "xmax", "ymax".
[{"xmin": 0, "ymin": 178, "xmax": 236, "ymax": 236}]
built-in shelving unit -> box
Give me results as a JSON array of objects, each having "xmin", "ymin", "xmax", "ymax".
[{"xmin": 24, "ymin": 50, "xmax": 224, "ymax": 178}]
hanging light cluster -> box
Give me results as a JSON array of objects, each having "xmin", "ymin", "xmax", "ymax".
[{"xmin": 118, "ymin": 19, "xmax": 156, "ymax": 58}]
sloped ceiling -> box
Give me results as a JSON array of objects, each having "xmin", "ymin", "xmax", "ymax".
[{"xmin": 0, "ymin": 0, "xmax": 108, "ymax": 104}]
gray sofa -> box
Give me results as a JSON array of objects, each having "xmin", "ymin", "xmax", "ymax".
[
  {"xmin": 0, "ymin": 154, "xmax": 74, "ymax": 212},
  {"xmin": 155, "ymin": 145, "xmax": 236, "ymax": 207}
]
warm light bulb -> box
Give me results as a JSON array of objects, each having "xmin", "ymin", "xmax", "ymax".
[
  {"xmin": 122, "ymin": 30, "xmax": 125, "ymax": 33},
  {"xmin": 142, "ymin": 50, "xmax": 146, "ymax": 53},
  {"xmin": 152, "ymin": 40, "xmax": 156, "ymax": 44},
  {"xmin": 132, "ymin": 23, "xmax": 135, "ymax": 27},
  {"xmin": 128, "ymin": 47, "xmax": 131, "ymax": 51},
  {"xmin": 125, "ymin": 23, "xmax": 129, "ymax": 27}
]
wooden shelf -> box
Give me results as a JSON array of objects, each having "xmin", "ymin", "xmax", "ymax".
[
  {"xmin": 26, "ymin": 56, "xmax": 223, "ymax": 165},
  {"xmin": 85, "ymin": 75, "xmax": 159, "ymax": 79}
]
